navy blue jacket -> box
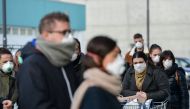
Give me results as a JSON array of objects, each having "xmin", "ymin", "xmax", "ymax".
[
  {"xmin": 80, "ymin": 87, "xmax": 121, "ymax": 109},
  {"xmin": 17, "ymin": 42, "xmax": 77, "ymax": 109}
]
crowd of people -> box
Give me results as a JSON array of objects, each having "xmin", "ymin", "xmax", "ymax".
[{"xmin": 0, "ymin": 12, "xmax": 189, "ymax": 109}]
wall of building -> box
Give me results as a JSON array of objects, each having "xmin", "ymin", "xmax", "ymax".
[{"xmin": 85, "ymin": 0, "xmax": 190, "ymax": 57}]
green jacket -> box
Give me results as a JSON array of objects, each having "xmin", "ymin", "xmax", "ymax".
[{"xmin": 0, "ymin": 71, "xmax": 18, "ymax": 103}]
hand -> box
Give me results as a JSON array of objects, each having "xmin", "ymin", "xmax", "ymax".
[
  {"xmin": 2, "ymin": 100, "xmax": 12, "ymax": 109},
  {"xmin": 136, "ymin": 91, "xmax": 147, "ymax": 103},
  {"xmin": 129, "ymin": 46, "xmax": 136, "ymax": 56},
  {"xmin": 140, "ymin": 92, "xmax": 147, "ymax": 100}
]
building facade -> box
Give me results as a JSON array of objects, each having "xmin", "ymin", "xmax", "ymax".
[{"xmin": 85, "ymin": 0, "xmax": 190, "ymax": 57}]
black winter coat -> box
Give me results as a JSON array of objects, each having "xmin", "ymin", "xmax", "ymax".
[
  {"xmin": 121, "ymin": 66, "xmax": 169, "ymax": 102},
  {"xmin": 164, "ymin": 63, "xmax": 189, "ymax": 109},
  {"xmin": 67, "ymin": 53, "xmax": 85, "ymax": 87},
  {"xmin": 17, "ymin": 42, "xmax": 78, "ymax": 109},
  {"xmin": 80, "ymin": 87, "xmax": 121, "ymax": 109}
]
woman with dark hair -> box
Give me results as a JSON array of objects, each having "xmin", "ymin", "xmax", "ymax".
[
  {"xmin": 121, "ymin": 51, "xmax": 169, "ymax": 102},
  {"xmin": 160, "ymin": 50, "xmax": 189, "ymax": 109},
  {"xmin": 71, "ymin": 36, "xmax": 125, "ymax": 109},
  {"xmin": 148, "ymin": 44, "xmax": 162, "ymax": 68}
]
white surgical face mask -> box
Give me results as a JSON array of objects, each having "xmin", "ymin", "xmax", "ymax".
[
  {"xmin": 1, "ymin": 61, "xmax": 14, "ymax": 74},
  {"xmin": 163, "ymin": 59, "xmax": 173, "ymax": 70},
  {"xmin": 135, "ymin": 42, "xmax": 143, "ymax": 49},
  {"xmin": 62, "ymin": 33, "xmax": 74, "ymax": 44},
  {"xmin": 105, "ymin": 55, "xmax": 125, "ymax": 76},
  {"xmin": 71, "ymin": 53, "xmax": 78, "ymax": 61},
  {"xmin": 134, "ymin": 62, "xmax": 146, "ymax": 73},
  {"xmin": 152, "ymin": 55, "xmax": 160, "ymax": 63}
]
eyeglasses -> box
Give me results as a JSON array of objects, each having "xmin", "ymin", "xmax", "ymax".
[{"xmin": 48, "ymin": 29, "xmax": 71, "ymax": 36}]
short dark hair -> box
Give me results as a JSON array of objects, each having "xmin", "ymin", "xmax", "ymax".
[
  {"xmin": 0, "ymin": 48, "xmax": 12, "ymax": 59},
  {"xmin": 87, "ymin": 36, "xmax": 116, "ymax": 58},
  {"xmin": 83, "ymin": 36, "xmax": 117, "ymax": 69},
  {"xmin": 160, "ymin": 50, "xmax": 175, "ymax": 65},
  {"xmin": 149, "ymin": 44, "xmax": 162, "ymax": 54},
  {"xmin": 133, "ymin": 33, "xmax": 143, "ymax": 39},
  {"xmin": 39, "ymin": 12, "xmax": 70, "ymax": 34},
  {"xmin": 132, "ymin": 51, "xmax": 148, "ymax": 62}
]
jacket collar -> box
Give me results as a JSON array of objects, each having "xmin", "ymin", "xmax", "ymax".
[
  {"xmin": 142, "ymin": 66, "xmax": 154, "ymax": 91},
  {"xmin": 129, "ymin": 65, "xmax": 154, "ymax": 91}
]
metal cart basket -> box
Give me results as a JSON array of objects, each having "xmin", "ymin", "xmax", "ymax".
[{"xmin": 121, "ymin": 99, "xmax": 168, "ymax": 109}]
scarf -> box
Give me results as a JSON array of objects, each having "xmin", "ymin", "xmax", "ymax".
[
  {"xmin": 71, "ymin": 68, "xmax": 122, "ymax": 109},
  {"xmin": 135, "ymin": 69, "xmax": 147, "ymax": 90},
  {"xmin": 36, "ymin": 38, "xmax": 75, "ymax": 67}
]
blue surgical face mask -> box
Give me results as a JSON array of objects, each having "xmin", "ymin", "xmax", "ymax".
[{"xmin": 18, "ymin": 56, "xmax": 23, "ymax": 64}]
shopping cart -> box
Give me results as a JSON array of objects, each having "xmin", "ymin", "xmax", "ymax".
[{"xmin": 121, "ymin": 99, "xmax": 168, "ymax": 109}]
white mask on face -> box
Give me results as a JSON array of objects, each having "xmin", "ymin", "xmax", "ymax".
[
  {"xmin": 152, "ymin": 55, "xmax": 160, "ymax": 63},
  {"xmin": 1, "ymin": 61, "xmax": 14, "ymax": 74},
  {"xmin": 62, "ymin": 33, "xmax": 74, "ymax": 44},
  {"xmin": 71, "ymin": 53, "xmax": 78, "ymax": 61},
  {"xmin": 135, "ymin": 42, "xmax": 143, "ymax": 49},
  {"xmin": 163, "ymin": 59, "xmax": 173, "ymax": 70},
  {"xmin": 134, "ymin": 62, "xmax": 146, "ymax": 73},
  {"xmin": 105, "ymin": 55, "xmax": 125, "ymax": 76}
]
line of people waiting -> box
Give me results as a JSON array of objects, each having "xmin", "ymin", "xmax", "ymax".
[{"xmin": 0, "ymin": 12, "xmax": 189, "ymax": 109}]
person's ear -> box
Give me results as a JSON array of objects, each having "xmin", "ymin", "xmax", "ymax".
[
  {"xmin": 87, "ymin": 52, "xmax": 102, "ymax": 66},
  {"xmin": 41, "ymin": 31, "xmax": 49, "ymax": 40}
]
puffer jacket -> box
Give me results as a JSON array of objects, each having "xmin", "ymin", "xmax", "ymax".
[{"xmin": 164, "ymin": 63, "xmax": 189, "ymax": 109}]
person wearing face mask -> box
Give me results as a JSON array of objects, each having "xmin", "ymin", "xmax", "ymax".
[
  {"xmin": 67, "ymin": 38, "xmax": 85, "ymax": 89},
  {"xmin": 148, "ymin": 44, "xmax": 162, "ymax": 68},
  {"xmin": 16, "ymin": 12, "xmax": 77, "ymax": 109},
  {"xmin": 124, "ymin": 33, "xmax": 147, "ymax": 66},
  {"xmin": 121, "ymin": 51, "xmax": 169, "ymax": 102},
  {"xmin": 160, "ymin": 50, "xmax": 189, "ymax": 109},
  {"xmin": 71, "ymin": 36, "xmax": 125, "ymax": 109},
  {"xmin": 13, "ymin": 49, "xmax": 23, "ymax": 75},
  {"xmin": 0, "ymin": 48, "xmax": 18, "ymax": 109}
]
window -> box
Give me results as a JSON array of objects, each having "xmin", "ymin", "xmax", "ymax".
[
  {"xmin": 20, "ymin": 28, "xmax": 26, "ymax": 35},
  {"xmin": 0, "ymin": 27, "xmax": 2, "ymax": 34},
  {"xmin": 0, "ymin": 27, "xmax": 11, "ymax": 34},
  {"xmin": 27, "ymin": 28, "xmax": 33, "ymax": 36},
  {"xmin": 12, "ymin": 27, "xmax": 19, "ymax": 35},
  {"xmin": 6, "ymin": 27, "xmax": 11, "ymax": 34}
]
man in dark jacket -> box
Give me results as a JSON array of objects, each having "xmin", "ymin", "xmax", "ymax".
[{"xmin": 17, "ymin": 12, "xmax": 76, "ymax": 109}]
